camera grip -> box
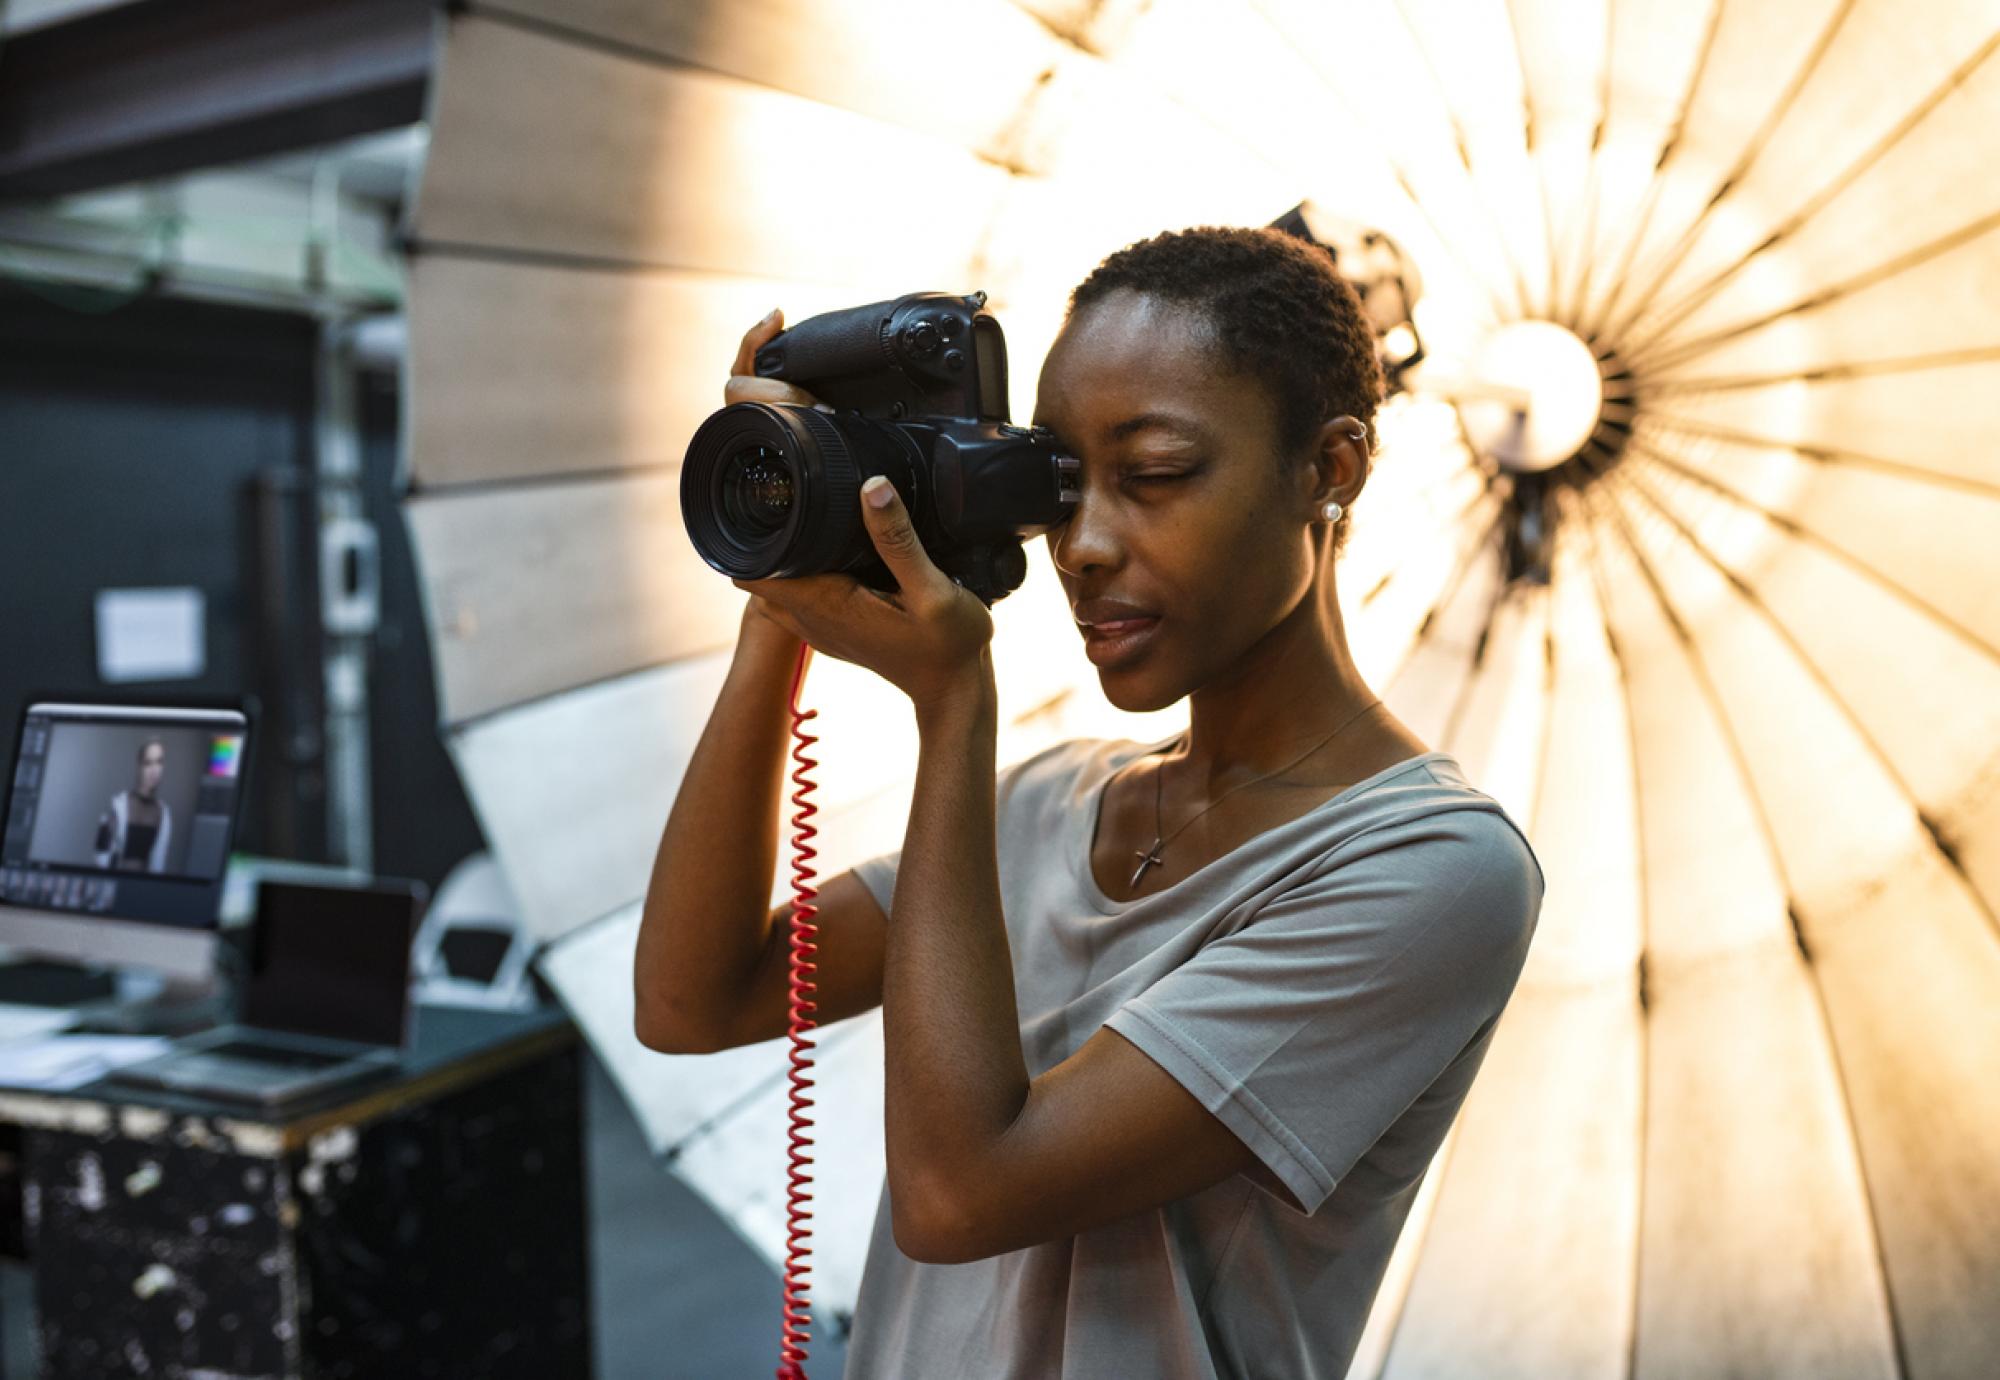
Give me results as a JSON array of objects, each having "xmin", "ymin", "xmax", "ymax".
[{"xmin": 755, "ymin": 298, "xmax": 898, "ymax": 382}]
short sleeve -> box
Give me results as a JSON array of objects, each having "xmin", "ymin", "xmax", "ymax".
[
  {"xmin": 1103, "ymin": 809, "xmax": 1543, "ymax": 1216},
  {"xmin": 849, "ymin": 848, "xmax": 900, "ymax": 918}
]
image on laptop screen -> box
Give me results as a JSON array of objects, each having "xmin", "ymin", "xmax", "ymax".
[{"xmin": 1, "ymin": 702, "xmax": 252, "ymax": 929}]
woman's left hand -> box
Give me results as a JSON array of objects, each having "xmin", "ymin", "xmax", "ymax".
[{"xmin": 732, "ymin": 476, "xmax": 995, "ymax": 714}]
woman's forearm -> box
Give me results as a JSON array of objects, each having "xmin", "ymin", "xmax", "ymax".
[
  {"xmin": 633, "ymin": 608, "xmax": 804, "ymax": 1050},
  {"xmin": 881, "ymin": 652, "xmax": 1030, "ymax": 1231}
]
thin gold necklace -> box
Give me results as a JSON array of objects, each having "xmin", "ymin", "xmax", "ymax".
[{"xmin": 1126, "ymin": 697, "xmax": 1384, "ymax": 891}]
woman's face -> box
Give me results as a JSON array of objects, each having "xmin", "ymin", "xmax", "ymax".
[
  {"xmin": 1032, "ymin": 289, "xmax": 1327, "ymax": 713},
  {"xmin": 138, "ymin": 744, "xmax": 165, "ymax": 794}
]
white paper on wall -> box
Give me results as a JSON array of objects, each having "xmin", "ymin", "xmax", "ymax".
[{"xmin": 93, "ymin": 587, "xmax": 205, "ymax": 684}]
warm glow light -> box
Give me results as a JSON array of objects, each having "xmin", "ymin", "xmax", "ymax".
[{"xmin": 1456, "ymin": 320, "xmax": 1607, "ymax": 472}]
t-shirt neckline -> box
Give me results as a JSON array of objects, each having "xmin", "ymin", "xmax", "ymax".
[{"xmin": 1075, "ymin": 738, "xmax": 1457, "ymax": 913}]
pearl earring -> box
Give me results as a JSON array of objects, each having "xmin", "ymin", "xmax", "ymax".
[{"xmin": 1320, "ymin": 499, "xmax": 1343, "ymax": 523}]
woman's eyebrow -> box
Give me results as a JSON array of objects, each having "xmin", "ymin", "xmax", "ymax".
[
  {"xmin": 1032, "ymin": 412, "xmax": 1208, "ymax": 451},
  {"xmin": 1106, "ymin": 412, "xmax": 1206, "ymax": 443}
]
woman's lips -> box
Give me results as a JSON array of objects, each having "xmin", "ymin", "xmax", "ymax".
[{"xmin": 1080, "ymin": 616, "xmax": 1162, "ymax": 668}]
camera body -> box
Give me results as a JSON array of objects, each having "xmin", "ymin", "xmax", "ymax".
[{"xmin": 681, "ymin": 291, "xmax": 1078, "ymax": 606}]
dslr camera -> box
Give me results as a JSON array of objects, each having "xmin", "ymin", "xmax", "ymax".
[{"xmin": 680, "ymin": 291, "xmax": 1079, "ymax": 606}]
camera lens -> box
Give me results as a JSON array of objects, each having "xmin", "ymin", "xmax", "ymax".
[
  {"xmin": 682, "ymin": 401, "xmax": 915, "ymax": 582},
  {"xmin": 720, "ymin": 444, "xmax": 795, "ymax": 536}
]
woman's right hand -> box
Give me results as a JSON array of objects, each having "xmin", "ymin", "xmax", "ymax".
[{"xmin": 727, "ymin": 309, "xmax": 824, "ymax": 644}]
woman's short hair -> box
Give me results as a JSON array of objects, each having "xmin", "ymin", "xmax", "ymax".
[{"xmin": 1066, "ymin": 225, "xmax": 1386, "ymax": 557}]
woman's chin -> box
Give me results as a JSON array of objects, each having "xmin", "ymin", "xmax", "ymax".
[{"xmin": 1095, "ymin": 668, "xmax": 1182, "ymax": 717}]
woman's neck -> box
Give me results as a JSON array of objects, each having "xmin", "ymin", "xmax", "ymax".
[{"xmin": 1173, "ymin": 574, "xmax": 1389, "ymax": 793}]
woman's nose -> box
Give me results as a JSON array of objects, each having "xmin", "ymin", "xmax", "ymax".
[{"xmin": 1047, "ymin": 487, "xmax": 1122, "ymax": 579}]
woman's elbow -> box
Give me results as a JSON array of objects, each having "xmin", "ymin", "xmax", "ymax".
[
  {"xmin": 890, "ymin": 1179, "xmax": 984, "ymax": 1265},
  {"xmin": 632, "ymin": 992, "xmax": 724, "ymax": 1055}
]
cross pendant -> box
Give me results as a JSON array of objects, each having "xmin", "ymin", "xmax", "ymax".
[{"xmin": 1129, "ymin": 838, "xmax": 1166, "ymax": 890}]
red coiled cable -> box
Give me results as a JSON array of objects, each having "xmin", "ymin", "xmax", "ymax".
[{"xmin": 776, "ymin": 637, "xmax": 821, "ymax": 1378}]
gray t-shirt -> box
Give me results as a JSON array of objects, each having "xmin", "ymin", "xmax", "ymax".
[{"xmin": 843, "ymin": 735, "xmax": 1545, "ymax": 1380}]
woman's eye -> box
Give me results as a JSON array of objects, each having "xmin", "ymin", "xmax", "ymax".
[{"xmin": 1128, "ymin": 472, "xmax": 1189, "ymax": 484}]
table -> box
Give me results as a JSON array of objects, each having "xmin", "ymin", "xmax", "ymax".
[{"xmin": 0, "ymin": 1002, "xmax": 591, "ymax": 1379}]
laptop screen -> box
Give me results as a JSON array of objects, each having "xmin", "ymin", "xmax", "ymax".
[
  {"xmin": 242, "ymin": 879, "xmax": 426, "ymax": 1047},
  {"xmin": 1, "ymin": 701, "xmax": 251, "ymax": 929}
]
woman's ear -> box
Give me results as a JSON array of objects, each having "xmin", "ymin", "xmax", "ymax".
[{"xmin": 1304, "ymin": 414, "xmax": 1371, "ymax": 514}]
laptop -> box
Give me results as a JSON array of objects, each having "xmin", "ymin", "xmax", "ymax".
[{"xmin": 108, "ymin": 877, "xmax": 427, "ymax": 1109}]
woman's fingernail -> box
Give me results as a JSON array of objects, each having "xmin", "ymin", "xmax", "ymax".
[
  {"xmin": 762, "ymin": 307, "xmax": 780, "ymax": 324},
  {"xmin": 811, "ymin": 402, "xmax": 836, "ymax": 413},
  {"xmin": 863, "ymin": 476, "xmax": 894, "ymax": 509}
]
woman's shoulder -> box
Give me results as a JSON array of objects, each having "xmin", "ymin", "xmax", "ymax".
[
  {"xmin": 1339, "ymin": 755, "xmax": 1543, "ymax": 896},
  {"xmin": 999, "ymin": 731, "xmax": 1174, "ymax": 794},
  {"xmin": 999, "ymin": 734, "xmax": 1110, "ymax": 796},
  {"xmin": 994, "ymin": 733, "xmax": 1150, "ymax": 827}
]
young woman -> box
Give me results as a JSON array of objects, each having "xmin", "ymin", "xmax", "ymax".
[
  {"xmin": 94, "ymin": 737, "xmax": 172, "ymax": 874},
  {"xmin": 638, "ymin": 226, "xmax": 1545, "ymax": 1378}
]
